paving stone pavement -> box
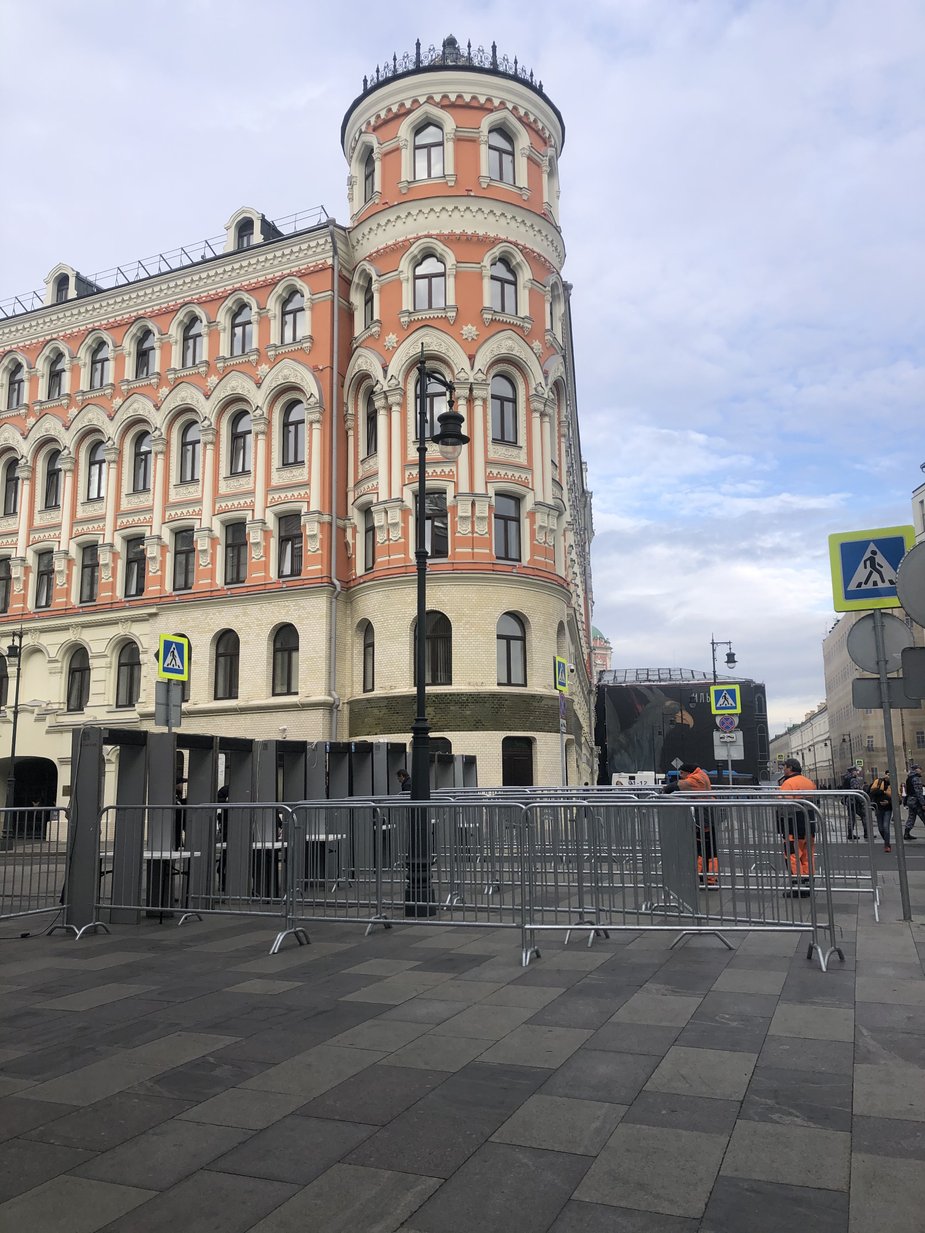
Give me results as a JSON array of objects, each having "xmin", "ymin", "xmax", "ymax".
[{"xmin": 2, "ymin": 881, "xmax": 925, "ymax": 1232}]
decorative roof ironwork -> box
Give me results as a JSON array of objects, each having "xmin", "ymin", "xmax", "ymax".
[{"xmin": 343, "ymin": 35, "xmax": 564, "ymax": 145}]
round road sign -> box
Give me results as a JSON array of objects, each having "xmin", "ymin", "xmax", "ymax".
[{"xmin": 717, "ymin": 715, "xmax": 738, "ymax": 732}]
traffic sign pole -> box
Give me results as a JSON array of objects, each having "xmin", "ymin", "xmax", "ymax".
[{"xmin": 875, "ymin": 609, "xmax": 911, "ymax": 920}]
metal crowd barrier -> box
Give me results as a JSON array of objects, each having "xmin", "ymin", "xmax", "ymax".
[{"xmin": 0, "ymin": 806, "xmax": 70, "ymax": 928}]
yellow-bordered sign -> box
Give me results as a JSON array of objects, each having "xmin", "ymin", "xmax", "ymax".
[
  {"xmin": 554, "ymin": 656, "xmax": 568, "ymax": 693},
  {"xmin": 710, "ymin": 684, "xmax": 741, "ymax": 715},
  {"xmin": 828, "ymin": 525, "xmax": 914, "ymax": 612},
  {"xmin": 157, "ymin": 634, "xmax": 189, "ymax": 682}
]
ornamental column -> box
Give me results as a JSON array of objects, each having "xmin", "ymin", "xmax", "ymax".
[
  {"xmin": 199, "ymin": 423, "xmax": 216, "ymax": 532},
  {"xmin": 530, "ymin": 395, "xmax": 546, "ymax": 503},
  {"xmin": 58, "ymin": 451, "xmax": 76, "ymax": 546},
  {"xmin": 375, "ymin": 389, "xmax": 390, "ymax": 499},
  {"xmin": 14, "ymin": 461, "xmax": 32, "ymax": 559},
  {"xmin": 252, "ymin": 410, "xmax": 268, "ymax": 521},
  {"xmin": 387, "ymin": 385, "xmax": 403, "ymax": 500},
  {"xmin": 308, "ymin": 406, "xmax": 322, "ymax": 509},
  {"xmin": 103, "ymin": 443, "xmax": 120, "ymax": 544},
  {"xmin": 469, "ymin": 378, "xmax": 488, "ymax": 494},
  {"xmin": 150, "ymin": 432, "xmax": 167, "ymax": 536}
]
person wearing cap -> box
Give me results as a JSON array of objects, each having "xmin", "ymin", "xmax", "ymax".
[
  {"xmin": 778, "ymin": 758, "xmax": 817, "ymax": 896},
  {"xmin": 868, "ymin": 771, "xmax": 893, "ymax": 852},
  {"xmin": 904, "ymin": 765, "xmax": 925, "ymax": 839},
  {"xmin": 663, "ymin": 762, "xmax": 717, "ymax": 887}
]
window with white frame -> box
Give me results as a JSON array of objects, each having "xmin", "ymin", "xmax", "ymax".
[
  {"xmin": 488, "ymin": 127, "xmax": 515, "ymax": 184},
  {"xmin": 124, "ymin": 537, "xmax": 146, "ymax": 598},
  {"xmin": 181, "ymin": 317, "xmax": 203, "ymax": 367},
  {"xmin": 35, "ymin": 549, "xmax": 54, "ymax": 608},
  {"xmin": 364, "ymin": 391, "xmax": 377, "ymax": 457},
  {"xmin": 413, "ymin": 256, "xmax": 446, "ymax": 311},
  {"xmin": 214, "ymin": 630, "xmax": 239, "ymax": 699},
  {"xmin": 494, "ymin": 493, "xmax": 522, "ymax": 561},
  {"xmin": 6, "ymin": 362, "xmax": 24, "ymax": 410},
  {"xmin": 179, "ymin": 421, "xmax": 200, "ymax": 483},
  {"xmin": 0, "ymin": 557, "xmax": 9, "ymax": 614},
  {"xmin": 497, "ymin": 612, "xmax": 527, "ymax": 686},
  {"xmin": 362, "ymin": 621, "xmax": 374, "ymax": 692},
  {"xmin": 413, "ymin": 610, "xmax": 451, "ymax": 685},
  {"xmin": 89, "ymin": 341, "xmax": 109, "ymax": 389},
  {"xmin": 79, "ymin": 543, "xmax": 99, "ymax": 604},
  {"xmin": 363, "ymin": 149, "xmax": 375, "ymax": 203},
  {"xmin": 272, "ymin": 624, "xmax": 299, "ymax": 695},
  {"xmin": 115, "ymin": 642, "xmax": 141, "ymax": 708},
  {"xmin": 364, "ymin": 507, "xmax": 375, "ymax": 572},
  {"xmin": 132, "ymin": 431, "xmax": 152, "ymax": 492},
  {"xmin": 3, "ymin": 460, "xmax": 18, "ymax": 516},
  {"xmin": 173, "ymin": 528, "xmax": 195, "ymax": 591},
  {"xmin": 363, "ymin": 276, "xmax": 374, "ymax": 330},
  {"xmin": 54, "ymin": 274, "xmax": 69, "ymax": 304},
  {"xmin": 229, "ymin": 410, "xmax": 252, "ymax": 473},
  {"xmin": 44, "ymin": 449, "xmax": 62, "ymax": 509},
  {"xmin": 281, "ymin": 400, "xmax": 305, "ymax": 466},
  {"xmin": 490, "ymin": 375, "xmax": 517, "ymax": 443},
  {"xmin": 415, "ymin": 491, "xmax": 448, "ymax": 559},
  {"xmin": 230, "ymin": 303, "xmax": 252, "ymax": 355},
  {"xmin": 236, "ymin": 218, "xmax": 254, "ymax": 249},
  {"xmin": 414, "ymin": 372, "xmax": 447, "ymax": 439},
  {"xmin": 278, "ymin": 513, "xmax": 302, "ymax": 578},
  {"xmin": 224, "ymin": 520, "xmax": 247, "ymax": 585},
  {"xmin": 280, "ymin": 290, "xmax": 304, "ymax": 344},
  {"xmin": 413, "ymin": 122, "xmax": 444, "ymax": 179},
  {"xmin": 47, "ymin": 350, "xmax": 65, "ymax": 399},
  {"xmin": 490, "ymin": 258, "xmax": 518, "ymax": 314},
  {"xmin": 86, "ymin": 440, "xmax": 105, "ymax": 500},
  {"xmin": 134, "ymin": 329, "xmax": 155, "ymax": 379},
  {"xmin": 67, "ymin": 646, "xmax": 91, "ymax": 712}
]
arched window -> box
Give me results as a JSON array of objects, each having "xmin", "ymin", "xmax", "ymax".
[
  {"xmin": 364, "ymin": 508, "xmax": 375, "ymax": 572},
  {"xmin": 0, "ymin": 557, "xmax": 11, "ymax": 615},
  {"xmin": 115, "ymin": 642, "xmax": 141, "ymax": 708},
  {"xmin": 89, "ymin": 341, "xmax": 109, "ymax": 389},
  {"xmin": 413, "ymin": 255, "xmax": 446, "ymax": 311},
  {"xmin": 44, "ymin": 449, "xmax": 62, "ymax": 509},
  {"xmin": 278, "ymin": 513, "xmax": 302, "ymax": 578},
  {"xmin": 362, "ymin": 622, "xmax": 375, "ymax": 693},
  {"xmin": 363, "ymin": 149, "xmax": 375, "ymax": 203},
  {"xmin": 54, "ymin": 274, "xmax": 69, "ymax": 303},
  {"xmin": 413, "ymin": 122, "xmax": 444, "ymax": 179},
  {"xmin": 280, "ymin": 290, "xmax": 304, "ymax": 344},
  {"xmin": 497, "ymin": 613, "xmax": 527, "ymax": 686},
  {"xmin": 86, "ymin": 440, "xmax": 105, "ymax": 500},
  {"xmin": 79, "ymin": 543, "xmax": 99, "ymax": 603},
  {"xmin": 124, "ymin": 536, "xmax": 146, "ymax": 597},
  {"xmin": 364, "ymin": 391, "xmax": 377, "ymax": 457},
  {"xmin": 134, "ymin": 328, "xmax": 155, "ymax": 379},
  {"xmin": 173, "ymin": 528, "xmax": 195, "ymax": 592},
  {"xmin": 490, "ymin": 259, "xmax": 518, "ymax": 314},
  {"xmin": 229, "ymin": 410, "xmax": 252, "ymax": 473},
  {"xmin": 272, "ymin": 624, "xmax": 299, "ymax": 695},
  {"xmin": 414, "ymin": 610, "xmax": 452, "ymax": 686},
  {"xmin": 214, "ymin": 629, "xmax": 240, "ymax": 699},
  {"xmin": 35, "ymin": 550, "xmax": 54, "ymax": 607},
  {"xmin": 415, "ymin": 372, "xmax": 448, "ymax": 439},
  {"xmin": 502, "ymin": 736, "xmax": 534, "ymax": 787},
  {"xmin": 47, "ymin": 351, "xmax": 65, "ymax": 400},
  {"xmin": 132, "ymin": 431, "xmax": 152, "ymax": 492},
  {"xmin": 363, "ymin": 277, "xmax": 374, "ymax": 329},
  {"xmin": 181, "ymin": 317, "xmax": 203, "ymax": 367},
  {"xmin": 281, "ymin": 399, "xmax": 305, "ymax": 465},
  {"xmin": 67, "ymin": 647, "xmax": 91, "ymax": 712},
  {"xmin": 488, "ymin": 127, "xmax": 516, "ymax": 184},
  {"xmin": 490, "ymin": 375, "xmax": 517, "ymax": 444},
  {"xmin": 230, "ymin": 304, "xmax": 252, "ymax": 356},
  {"xmin": 3, "ymin": 459, "xmax": 18, "ymax": 516},
  {"xmin": 6, "ymin": 362, "xmax": 24, "ymax": 410},
  {"xmin": 236, "ymin": 218, "xmax": 254, "ymax": 249},
  {"xmin": 179, "ymin": 420, "xmax": 200, "ymax": 483}
]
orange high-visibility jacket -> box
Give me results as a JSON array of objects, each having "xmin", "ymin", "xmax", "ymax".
[
  {"xmin": 780, "ymin": 772, "xmax": 816, "ymax": 794},
  {"xmin": 680, "ymin": 767, "xmax": 712, "ymax": 792}
]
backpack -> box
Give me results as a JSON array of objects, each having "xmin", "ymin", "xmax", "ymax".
[{"xmin": 870, "ymin": 777, "xmax": 889, "ymax": 804}]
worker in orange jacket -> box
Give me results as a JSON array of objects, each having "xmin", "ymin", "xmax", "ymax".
[
  {"xmin": 778, "ymin": 757, "xmax": 817, "ymax": 896},
  {"xmin": 665, "ymin": 762, "xmax": 717, "ymax": 887}
]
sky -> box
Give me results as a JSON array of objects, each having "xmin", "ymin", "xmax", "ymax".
[{"xmin": 1, "ymin": 0, "xmax": 922, "ymax": 732}]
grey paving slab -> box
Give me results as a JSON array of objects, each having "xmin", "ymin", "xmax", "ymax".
[
  {"xmin": 208, "ymin": 1113, "xmax": 375, "ymax": 1184},
  {"xmin": 543, "ymin": 1049, "xmax": 659, "ymax": 1105},
  {"xmin": 852, "ymin": 1115, "xmax": 925, "ymax": 1161},
  {"xmin": 247, "ymin": 1162, "xmax": 440, "ymax": 1233},
  {"xmin": 492, "ymin": 1093, "xmax": 627, "ymax": 1155},
  {"xmin": 429, "ymin": 1003, "xmax": 536, "ymax": 1040},
  {"xmin": 623, "ymin": 1090, "xmax": 740, "ymax": 1136},
  {"xmin": 341, "ymin": 972, "xmax": 453, "ymax": 1004},
  {"xmin": 0, "ymin": 1175, "xmax": 155, "ymax": 1233},
  {"xmin": 477, "ymin": 1024, "xmax": 593, "ymax": 1068},
  {"xmin": 849, "ymin": 1153, "xmax": 925, "ymax": 1233},
  {"xmin": 240, "ymin": 1043, "xmax": 386, "ymax": 1098},
  {"xmin": 549, "ymin": 1202, "xmax": 699, "ymax": 1232},
  {"xmin": 528, "ymin": 994, "xmax": 625, "ymax": 1029},
  {"xmin": 482, "ymin": 984, "xmax": 567, "ymax": 1009},
  {"xmin": 611, "ymin": 992, "xmax": 703, "ymax": 1027},
  {"xmin": 177, "ymin": 1087, "xmax": 308, "ymax": 1129},
  {"xmin": 96, "ymin": 1169, "xmax": 298, "ymax": 1233},
  {"xmin": 384, "ymin": 1033, "xmax": 489, "ymax": 1072},
  {"xmin": 854, "ymin": 1000, "xmax": 925, "ymax": 1032},
  {"xmin": 575, "ymin": 1124, "xmax": 727, "ymax": 1218},
  {"xmin": 721, "ymin": 1119, "xmax": 850, "ymax": 1190},
  {"xmin": 758, "ymin": 1034, "xmax": 854, "ymax": 1075},
  {"xmin": 377, "ymin": 997, "xmax": 468, "ymax": 1025},
  {"xmin": 36, "ymin": 984, "xmax": 156, "ymax": 1011},
  {"xmin": 854, "ymin": 1062, "xmax": 925, "ymax": 1121},
  {"xmin": 125, "ymin": 1054, "xmax": 269, "ymax": 1102},
  {"xmin": 675, "ymin": 1014, "xmax": 770, "ymax": 1054},
  {"xmin": 27, "ymin": 1092, "xmax": 191, "ymax": 1151},
  {"xmin": 409, "ymin": 1141, "xmax": 590, "ymax": 1233},
  {"xmin": 0, "ymin": 1095, "xmax": 75, "ymax": 1142},
  {"xmin": 700, "ymin": 1176, "xmax": 849, "ymax": 1233},
  {"xmin": 741, "ymin": 1065, "xmax": 852, "ymax": 1132},
  {"xmin": 325, "ymin": 1018, "xmax": 431, "ymax": 1052},
  {"xmin": 768, "ymin": 1002, "xmax": 854, "ymax": 1042},
  {"xmin": 711, "ymin": 967, "xmax": 787, "ymax": 995},
  {"xmin": 644, "ymin": 1046, "xmax": 757, "ymax": 1101},
  {"xmin": 74, "ymin": 1118, "xmax": 252, "ymax": 1190},
  {"xmin": 586, "ymin": 1022, "xmax": 682, "ymax": 1056},
  {"xmin": 422, "ymin": 978, "xmax": 506, "ymax": 1002},
  {"xmin": 0, "ymin": 1136, "xmax": 95, "ymax": 1203},
  {"xmin": 298, "ymin": 1064, "xmax": 449, "ymax": 1125},
  {"xmin": 346, "ymin": 1063, "xmax": 547, "ymax": 1178}
]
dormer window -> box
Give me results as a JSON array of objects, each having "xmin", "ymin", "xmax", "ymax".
[
  {"xmin": 235, "ymin": 218, "xmax": 254, "ymax": 250},
  {"xmin": 6, "ymin": 363, "xmax": 24, "ymax": 410},
  {"xmin": 363, "ymin": 149, "xmax": 375, "ymax": 203},
  {"xmin": 230, "ymin": 304, "xmax": 252, "ymax": 356},
  {"xmin": 54, "ymin": 275, "xmax": 69, "ymax": 304},
  {"xmin": 413, "ymin": 123, "xmax": 444, "ymax": 179},
  {"xmin": 89, "ymin": 341, "xmax": 109, "ymax": 389},
  {"xmin": 489, "ymin": 128, "xmax": 516, "ymax": 184},
  {"xmin": 134, "ymin": 329, "xmax": 155, "ymax": 379}
]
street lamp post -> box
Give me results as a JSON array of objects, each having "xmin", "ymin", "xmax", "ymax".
[
  {"xmin": 710, "ymin": 635, "xmax": 737, "ymax": 683},
  {"xmin": 3, "ymin": 627, "xmax": 24, "ymax": 832},
  {"xmin": 406, "ymin": 345, "xmax": 468, "ymax": 917},
  {"xmin": 841, "ymin": 732, "xmax": 854, "ymax": 769}
]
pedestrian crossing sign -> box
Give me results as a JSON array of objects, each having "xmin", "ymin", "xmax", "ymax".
[
  {"xmin": 710, "ymin": 684, "xmax": 741, "ymax": 715},
  {"xmin": 829, "ymin": 525, "xmax": 914, "ymax": 612},
  {"xmin": 553, "ymin": 656, "xmax": 568, "ymax": 694},
  {"xmin": 157, "ymin": 634, "xmax": 189, "ymax": 681}
]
